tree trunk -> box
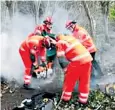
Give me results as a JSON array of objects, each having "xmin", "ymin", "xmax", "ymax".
[
  {"xmin": 33, "ymin": 1, "xmax": 40, "ymax": 25},
  {"xmin": 100, "ymin": 1, "xmax": 110, "ymax": 42},
  {"xmin": 82, "ymin": 1, "xmax": 96, "ymax": 38},
  {"xmin": 32, "ymin": 1, "xmax": 42, "ymax": 25},
  {"xmin": 5, "ymin": 1, "xmax": 13, "ymax": 19},
  {"xmin": 104, "ymin": 12, "xmax": 109, "ymax": 42}
]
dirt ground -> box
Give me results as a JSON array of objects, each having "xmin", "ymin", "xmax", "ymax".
[
  {"xmin": 1, "ymin": 74, "xmax": 115, "ymax": 110},
  {"xmin": 1, "ymin": 77, "xmax": 60, "ymax": 110},
  {"xmin": 1, "ymin": 88, "xmax": 27, "ymax": 109}
]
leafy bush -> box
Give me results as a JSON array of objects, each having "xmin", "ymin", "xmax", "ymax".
[
  {"xmin": 54, "ymin": 90, "xmax": 115, "ymax": 110},
  {"xmin": 109, "ymin": 3, "xmax": 115, "ymax": 21}
]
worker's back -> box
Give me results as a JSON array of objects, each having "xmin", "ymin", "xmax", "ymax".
[
  {"xmin": 73, "ymin": 25, "xmax": 97, "ymax": 53},
  {"xmin": 56, "ymin": 35, "xmax": 93, "ymax": 64}
]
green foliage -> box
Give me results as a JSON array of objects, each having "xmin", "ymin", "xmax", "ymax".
[
  {"xmin": 109, "ymin": 3, "xmax": 115, "ymax": 21},
  {"xmin": 54, "ymin": 90, "xmax": 115, "ymax": 110}
]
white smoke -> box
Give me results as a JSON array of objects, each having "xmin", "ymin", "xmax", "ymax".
[
  {"xmin": 1, "ymin": 1, "xmax": 115, "ymax": 89},
  {"xmin": 0, "ymin": 5, "xmax": 69, "ymax": 87},
  {"xmin": 52, "ymin": 6, "xmax": 70, "ymax": 34},
  {"xmin": 1, "ymin": 13, "xmax": 35, "ymax": 84}
]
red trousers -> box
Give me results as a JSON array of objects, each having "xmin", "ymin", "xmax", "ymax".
[
  {"xmin": 61, "ymin": 61, "xmax": 92, "ymax": 103},
  {"xmin": 19, "ymin": 42, "xmax": 32, "ymax": 84}
]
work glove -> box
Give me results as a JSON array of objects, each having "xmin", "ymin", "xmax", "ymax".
[
  {"xmin": 33, "ymin": 66, "xmax": 45, "ymax": 74},
  {"xmin": 47, "ymin": 68, "xmax": 53, "ymax": 77},
  {"xmin": 34, "ymin": 66, "xmax": 46, "ymax": 78},
  {"xmin": 37, "ymin": 68, "xmax": 53, "ymax": 79},
  {"xmin": 36, "ymin": 71, "xmax": 46, "ymax": 79},
  {"xmin": 23, "ymin": 83, "xmax": 30, "ymax": 90},
  {"xmin": 31, "ymin": 64, "xmax": 40, "ymax": 78},
  {"xmin": 33, "ymin": 64, "xmax": 39, "ymax": 70},
  {"xmin": 40, "ymin": 71, "xmax": 47, "ymax": 78},
  {"xmin": 40, "ymin": 61, "xmax": 47, "ymax": 67}
]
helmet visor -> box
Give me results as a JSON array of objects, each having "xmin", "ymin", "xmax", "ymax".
[{"xmin": 44, "ymin": 21, "xmax": 52, "ymax": 25}]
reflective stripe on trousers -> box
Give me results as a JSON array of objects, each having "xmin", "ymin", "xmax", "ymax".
[
  {"xmin": 24, "ymin": 75, "xmax": 31, "ymax": 84},
  {"xmin": 79, "ymin": 97, "xmax": 88, "ymax": 103},
  {"xmin": 79, "ymin": 92, "xmax": 89, "ymax": 103},
  {"xmin": 61, "ymin": 91, "xmax": 72, "ymax": 101},
  {"xmin": 62, "ymin": 62, "xmax": 92, "ymax": 102}
]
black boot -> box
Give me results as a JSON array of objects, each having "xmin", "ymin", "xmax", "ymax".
[
  {"xmin": 12, "ymin": 107, "xmax": 25, "ymax": 110},
  {"xmin": 23, "ymin": 84, "xmax": 30, "ymax": 90},
  {"xmin": 74, "ymin": 101, "xmax": 88, "ymax": 109}
]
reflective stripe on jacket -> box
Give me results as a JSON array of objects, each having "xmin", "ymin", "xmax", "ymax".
[
  {"xmin": 73, "ymin": 25, "xmax": 97, "ymax": 53},
  {"xmin": 34, "ymin": 24, "xmax": 52, "ymax": 35},
  {"xmin": 56, "ymin": 35, "xmax": 93, "ymax": 64},
  {"xmin": 20, "ymin": 35, "xmax": 46, "ymax": 63}
]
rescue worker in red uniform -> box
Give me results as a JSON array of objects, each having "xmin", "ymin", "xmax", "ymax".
[
  {"xmin": 65, "ymin": 20, "xmax": 103, "ymax": 77},
  {"xmin": 19, "ymin": 35, "xmax": 52, "ymax": 89},
  {"xmin": 34, "ymin": 16, "xmax": 52, "ymax": 35},
  {"xmin": 49, "ymin": 35, "xmax": 93, "ymax": 109},
  {"xmin": 28, "ymin": 17, "xmax": 56, "ymax": 70},
  {"xmin": 28, "ymin": 16, "xmax": 53, "ymax": 38}
]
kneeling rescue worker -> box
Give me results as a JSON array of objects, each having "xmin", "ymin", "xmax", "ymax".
[
  {"xmin": 19, "ymin": 35, "xmax": 52, "ymax": 89},
  {"xmin": 49, "ymin": 34, "xmax": 93, "ymax": 109}
]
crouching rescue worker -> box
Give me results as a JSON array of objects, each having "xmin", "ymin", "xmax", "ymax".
[
  {"xmin": 65, "ymin": 20, "xmax": 103, "ymax": 77},
  {"xmin": 49, "ymin": 34, "xmax": 93, "ymax": 109},
  {"xmin": 19, "ymin": 35, "xmax": 53, "ymax": 89}
]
